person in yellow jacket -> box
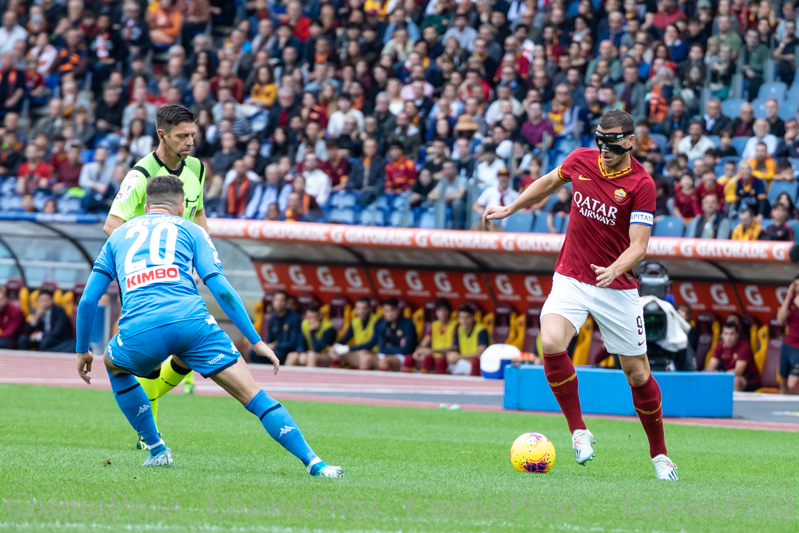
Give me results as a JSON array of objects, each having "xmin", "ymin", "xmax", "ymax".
[
  {"xmin": 286, "ymin": 306, "xmax": 337, "ymax": 367},
  {"xmin": 731, "ymin": 207, "xmax": 763, "ymax": 240},
  {"xmin": 413, "ymin": 299, "xmax": 457, "ymax": 374},
  {"xmin": 447, "ymin": 304, "xmax": 491, "ymax": 376},
  {"xmin": 327, "ymin": 297, "xmax": 378, "ymax": 368}
]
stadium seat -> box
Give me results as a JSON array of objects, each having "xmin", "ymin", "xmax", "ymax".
[
  {"xmin": 751, "ymin": 99, "xmax": 768, "ymax": 119},
  {"xmin": 561, "ymin": 215, "xmax": 569, "ymax": 233},
  {"xmin": 79, "ymin": 149, "xmax": 94, "ymax": 164},
  {"xmin": 328, "ymin": 208, "xmax": 356, "ymax": 225},
  {"xmin": 649, "ymin": 133, "xmax": 667, "ymax": 154},
  {"xmin": 730, "ymin": 137, "xmax": 750, "ymax": 156},
  {"xmin": 706, "ymin": 135, "xmax": 720, "ymax": 148},
  {"xmin": 740, "ymin": 314, "xmax": 760, "ymax": 355},
  {"xmin": 767, "ymin": 180, "xmax": 798, "ymax": 205},
  {"xmin": 296, "ymin": 292, "xmax": 319, "ymax": 314},
  {"xmin": 483, "ymin": 303, "xmax": 514, "ymax": 344},
  {"xmin": 505, "ymin": 312, "xmax": 526, "ymax": 350},
  {"xmin": 787, "ymin": 83, "xmax": 799, "ymax": 107},
  {"xmin": 791, "ymin": 158, "xmax": 799, "ymax": 174},
  {"xmin": 787, "ymin": 220, "xmax": 799, "ymax": 242},
  {"xmin": 778, "ymin": 104, "xmax": 798, "ymax": 122},
  {"xmin": 521, "ymin": 306, "xmax": 542, "ymax": 355},
  {"xmin": 0, "ymin": 194, "xmax": 22, "ymax": 212},
  {"xmin": 0, "ymin": 177, "xmax": 16, "ymax": 195},
  {"xmin": 757, "ymin": 82, "xmax": 787, "ymax": 101},
  {"xmin": 760, "ymin": 218, "xmax": 774, "ymax": 230},
  {"xmin": 326, "ymin": 295, "xmax": 351, "ymax": 333},
  {"xmin": 388, "ymin": 210, "xmax": 404, "ymax": 227},
  {"xmin": 504, "ymin": 211, "xmax": 533, "ymax": 232},
  {"xmin": 57, "ymin": 195, "xmax": 83, "ymax": 214},
  {"xmin": 757, "ymin": 319, "xmax": 784, "ymax": 392},
  {"xmin": 694, "ymin": 311, "xmax": 718, "ymax": 371},
  {"xmin": 719, "ymin": 155, "xmax": 741, "ymax": 169},
  {"xmin": 329, "ymin": 191, "xmax": 357, "ymax": 209},
  {"xmin": 721, "ymin": 98, "xmax": 746, "ymax": 118},
  {"xmin": 417, "ymin": 209, "xmax": 436, "ymax": 229},
  {"xmin": 652, "ymin": 216, "xmax": 684, "ymax": 237}
]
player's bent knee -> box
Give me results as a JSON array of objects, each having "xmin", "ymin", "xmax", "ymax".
[{"xmin": 102, "ymin": 352, "xmax": 126, "ymax": 375}]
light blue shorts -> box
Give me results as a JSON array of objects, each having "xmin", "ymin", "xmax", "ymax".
[{"xmin": 107, "ymin": 317, "xmax": 240, "ymax": 378}]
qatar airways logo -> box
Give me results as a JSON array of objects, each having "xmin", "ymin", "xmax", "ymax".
[{"xmin": 573, "ymin": 191, "xmax": 618, "ymax": 226}]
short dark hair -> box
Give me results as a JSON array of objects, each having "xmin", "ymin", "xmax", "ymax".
[
  {"xmin": 598, "ymin": 109, "xmax": 634, "ymax": 132},
  {"xmin": 145, "ymin": 175, "xmax": 184, "ymax": 208},
  {"xmin": 272, "ymin": 290, "xmax": 288, "ymax": 300},
  {"xmin": 155, "ymin": 104, "xmax": 196, "ymax": 133},
  {"xmin": 434, "ymin": 298, "xmax": 452, "ymax": 313},
  {"xmin": 306, "ymin": 305, "xmax": 321, "ymax": 314},
  {"xmin": 383, "ymin": 297, "xmax": 399, "ymax": 308},
  {"xmin": 355, "ymin": 296, "xmax": 371, "ymax": 306},
  {"xmin": 458, "ymin": 303, "xmax": 475, "ymax": 315},
  {"xmin": 722, "ymin": 322, "xmax": 740, "ymax": 334},
  {"xmin": 38, "ymin": 288, "xmax": 54, "ymax": 298}
]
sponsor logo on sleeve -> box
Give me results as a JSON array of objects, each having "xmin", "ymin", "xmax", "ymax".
[{"xmin": 116, "ymin": 182, "xmax": 134, "ymax": 202}]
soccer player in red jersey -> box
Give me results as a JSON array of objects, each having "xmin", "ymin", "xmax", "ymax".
[{"xmin": 483, "ymin": 110, "xmax": 679, "ymax": 480}]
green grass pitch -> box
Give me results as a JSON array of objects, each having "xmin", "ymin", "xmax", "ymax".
[{"xmin": 1, "ymin": 384, "xmax": 797, "ymax": 533}]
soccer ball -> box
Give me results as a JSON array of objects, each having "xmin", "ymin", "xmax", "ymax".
[{"xmin": 510, "ymin": 432, "xmax": 556, "ymax": 473}]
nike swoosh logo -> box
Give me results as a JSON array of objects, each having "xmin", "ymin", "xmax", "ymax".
[
  {"xmin": 578, "ymin": 175, "xmax": 591, "ymax": 181},
  {"xmin": 638, "ymin": 341, "xmax": 645, "ymax": 346}
]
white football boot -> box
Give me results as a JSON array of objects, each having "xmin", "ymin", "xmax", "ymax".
[
  {"xmin": 652, "ymin": 454, "xmax": 679, "ymax": 480},
  {"xmin": 572, "ymin": 428, "xmax": 595, "ymax": 465}
]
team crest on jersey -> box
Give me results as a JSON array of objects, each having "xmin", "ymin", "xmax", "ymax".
[{"xmin": 614, "ymin": 189, "xmax": 627, "ymax": 202}]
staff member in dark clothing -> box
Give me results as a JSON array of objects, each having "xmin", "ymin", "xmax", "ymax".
[
  {"xmin": 18, "ymin": 288, "xmax": 74, "ymax": 352},
  {"xmin": 776, "ymin": 275, "xmax": 799, "ymax": 395},
  {"xmin": 0, "ymin": 287, "xmax": 25, "ymax": 348},
  {"xmin": 356, "ymin": 298, "xmax": 418, "ymax": 372},
  {"xmin": 251, "ymin": 290, "xmax": 301, "ymax": 365}
]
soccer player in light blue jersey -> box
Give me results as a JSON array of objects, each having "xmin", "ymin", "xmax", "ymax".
[{"xmin": 75, "ymin": 175, "xmax": 342, "ymax": 477}]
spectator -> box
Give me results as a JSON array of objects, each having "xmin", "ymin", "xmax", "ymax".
[
  {"xmin": 547, "ymin": 186, "xmax": 572, "ymax": 233},
  {"xmin": 327, "ymin": 94, "xmax": 364, "ymax": 138},
  {"xmin": 54, "ymin": 143, "xmax": 83, "ymax": 193},
  {"xmin": 731, "ymin": 160, "xmax": 769, "ymax": 219},
  {"xmin": 741, "ymin": 29, "xmax": 769, "ymax": 101},
  {"xmin": 677, "ymin": 120, "xmax": 716, "ymax": 161},
  {"xmin": 776, "ymin": 275, "xmax": 799, "ymax": 394},
  {"xmin": 775, "ymin": 191, "xmax": 799, "ymax": 219},
  {"xmin": 725, "ymin": 102, "xmax": 755, "ymax": 139},
  {"xmin": 759, "ymin": 203, "xmax": 795, "ymax": 241},
  {"xmin": 212, "ymin": 132, "xmax": 243, "ymax": 177},
  {"xmin": 224, "ymin": 160, "xmax": 259, "ymax": 218},
  {"xmin": 18, "ymin": 288, "xmax": 74, "ymax": 352},
  {"xmin": 475, "ymin": 144, "xmax": 506, "ymax": 187},
  {"xmin": 0, "ymin": 52, "xmax": 24, "ymax": 114},
  {"xmin": 705, "ymin": 322, "xmax": 761, "ymax": 392},
  {"xmin": 245, "ymin": 164, "xmax": 291, "ymax": 219},
  {"xmin": 428, "ymin": 161, "xmax": 468, "ymax": 230},
  {"xmin": 255, "ymin": 290, "xmax": 301, "ymax": 365},
  {"xmin": 446, "ymin": 304, "xmax": 490, "ymax": 376},
  {"xmin": 520, "ymin": 102, "xmax": 555, "ymax": 151},
  {"xmin": 413, "ymin": 298, "xmax": 456, "ymax": 374},
  {"xmin": 347, "ymin": 138, "xmax": 385, "ymax": 205},
  {"xmin": 749, "ymin": 142, "xmax": 777, "ymax": 182},
  {"xmin": 287, "ymin": 305, "xmax": 337, "ymax": 367},
  {"xmin": 731, "ymin": 208, "xmax": 763, "ymax": 240},
  {"xmin": 765, "ymin": 98, "xmax": 786, "ymax": 138},
  {"xmin": 615, "ymin": 67, "xmax": 646, "ymax": 122},
  {"xmin": 0, "ymin": 12, "xmax": 26, "ymax": 56},
  {"xmin": 0, "ymin": 286, "xmax": 25, "ymax": 348},
  {"xmin": 696, "ymin": 170, "xmax": 726, "ymax": 211},
  {"xmin": 443, "ymin": 14, "xmax": 478, "ymax": 50},
  {"xmin": 16, "ymin": 144, "xmax": 51, "ymax": 194},
  {"xmin": 701, "ymin": 99, "xmax": 731, "ymax": 136},
  {"xmin": 147, "ymin": 0, "xmax": 182, "ymax": 48},
  {"xmin": 686, "ymin": 194, "xmax": 731, "ymax": 239},
  {"xmin": 330, "ymin": 297, "xmax": 378, "ymax": 369},
  {"xmin": 384, "ymin": 141, "xmax": 417, "ymax": 194},
  {"xmin": 355, "ymin": 298, "xmax": 418, "ymax": 372},
  {"xmin": 409, "ymin": 168, "xmax": 437, "ymax": 207},
  {"xmin": 300, "ymin": 153, "xmax": 332, "ymax": 207},
  {"xmin": 742, "ymin": 119, "xmax": 778, "ymax": 158},
  {"xmin": 472, "ymin": 168, "xmax": 520, "ymax": 228},
  {"xmin": 673, "ymin": 173, "xmax": 701, "ymax": 222},
  {"xmin": 774, "ymin": 19, "xmax": 799, "ymax": 84},
  {"xmin": 386, "ymin": 111, "xmax": 422, "ymax": 159}
]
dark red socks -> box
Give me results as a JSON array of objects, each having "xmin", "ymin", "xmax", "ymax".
[
  {"xmin": 630, "ymin": 374, "xmax": 668, "ymax": 458},
  {"xmin": 543, "ymin": 351, "xmax": 586, "ymax": 433}
]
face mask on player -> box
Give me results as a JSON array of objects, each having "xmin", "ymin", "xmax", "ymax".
[{"xmin": 595, "ymin": 130, "xmax": 634, "ymax": 155}]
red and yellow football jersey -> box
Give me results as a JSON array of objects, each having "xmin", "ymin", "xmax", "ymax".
[{"xmin": 555, "ymin": 148, "xmax": 656, "ymax": 290}]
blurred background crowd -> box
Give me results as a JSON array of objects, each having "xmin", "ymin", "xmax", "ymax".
[{"xmin": 2, "ymin": 0, "xmax": 799, "ymax": 238}]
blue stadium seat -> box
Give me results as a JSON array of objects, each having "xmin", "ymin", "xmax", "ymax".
[
  {"xmin": 790, "ymin": 158, "xmax": 799, "ymax": 175},
  {"xmin": 356, "ymin": 209, "xmax": 373, "ymax": 225},
  {"xmin": 79, "ymin": 149, "xmax": 93, "ymax": 164},
  {"xmin": 32, "ymin": 192, "xmax": 52, "ymax": 212},
  {"xmin": 767, "ymin": 180, "xmax": 798, "ymax": 205},
  {"xmin": 787, "ymin": 220, "xmax": 799, "ymax": 242},
  {"xmin": 532, "ymin": 212, "xmax": 563, "ymax": 233},
  {"xmin": 787, "ymin": 83, "xmax": 799, "ymax": 107},
  {"xmin": 373, "ymin": 196, "xmax": 388, "ymax": 210},
  {"xmin": 389, "ymin": 210, "xmax": 404, "ymax": 227},
  {"xmin": 329, "ymin": 191, "xmax": 357, "ymax": 209},
  {"xmin": 721, "ymin": 99, "xmax": 746, "ymax": 118},
  {"xmin": 373, "ymin": 209, "xmax": 386, "ymax": 226},
  {"xmin": 0, "ymin": 177, "xmax": 16, "ymax": 196},
  {"xmin": 504, "ymin": 211, "xmax": 533, "ymax": 232},
  {"xmin": 417, "ymin": 209, "xmax": 436, "ymax": 229},
  {"xmin": 758, "ymin": 82, "xmax": 787, "ymax": 102},
  {"xmin": 328, "ymin": 208, "xmax": 356, "ymax": 224},
  {"xmin": 561, "ymin": 215, "xmax": 569, "ymax": 233},
  {"xmin": 779, "ymin": 104, "xmax": 798, "ymax": 122},
  {"xmin": 719, "ymin": 156, "xmax": 741, "ymax": 169},
  {"xmin": 0, "ymin": 194, "xmax": 22, "ymax": 211},
  {"xmin": 649, "ymin": 133, "xmax": 667, "ymax": 154},
  {"xmin": 760, "ymin": 218, "xmax": 774, "ymax": 230},
  {"xmin": 706, "ymin": 135, "xmax": 720, "ymax": 148},
  {"xmin": 730, "ymin": 137, "xmax": 749, "ymax": 157},
  {"xmin": 751, "ymin": 99, "xmax": 768, "ymax": 119},
  {"xmin": 652, "ymin": 216, "xmax": 685, "ymax": 237},
  {"xmin": 544, "ymin": 194, "xmax": 559, "ymax": 211},
  {"xmin": 58, "ymin": 195, "xmax": 83, "ymax": 214}
]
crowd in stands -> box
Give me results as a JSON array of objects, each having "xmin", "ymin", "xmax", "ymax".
[{"xmin": 4, "ymin": 0, "xmax": 799, "ymax": 236}]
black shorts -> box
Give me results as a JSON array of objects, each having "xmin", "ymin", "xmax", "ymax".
[
  {"xmin": 743, "ymin": 379, "xmax": 761, "ymax": 392},
  {"xmin": 780, "ymin": 342, "xmax": 799, "ymax": 378}
]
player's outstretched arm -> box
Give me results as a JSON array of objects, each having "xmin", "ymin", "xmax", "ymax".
[
  {"xmin": 205, "ymin": 275, "xmax": 280, "ymax": 373},
  {"xmin": 483, "ymin": 167, "xmax": 565, "ymax": 227},
  {"xmin": 75, "ymin": 270, "xmax": 113, "ymax": 383}
]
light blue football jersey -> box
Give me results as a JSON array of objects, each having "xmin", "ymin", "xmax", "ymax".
[{"xmin": 93, "ymin": 213, "xmax": 224, "ymax": 336}]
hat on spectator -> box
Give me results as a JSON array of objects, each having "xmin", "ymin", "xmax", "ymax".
[
  {"xmin": 497, "ymin": 168, "xmax": 510, "ymax": 176},
  {"xmin": 455, "ymin": 115, "xmax": 479, "ymax": 132}
]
